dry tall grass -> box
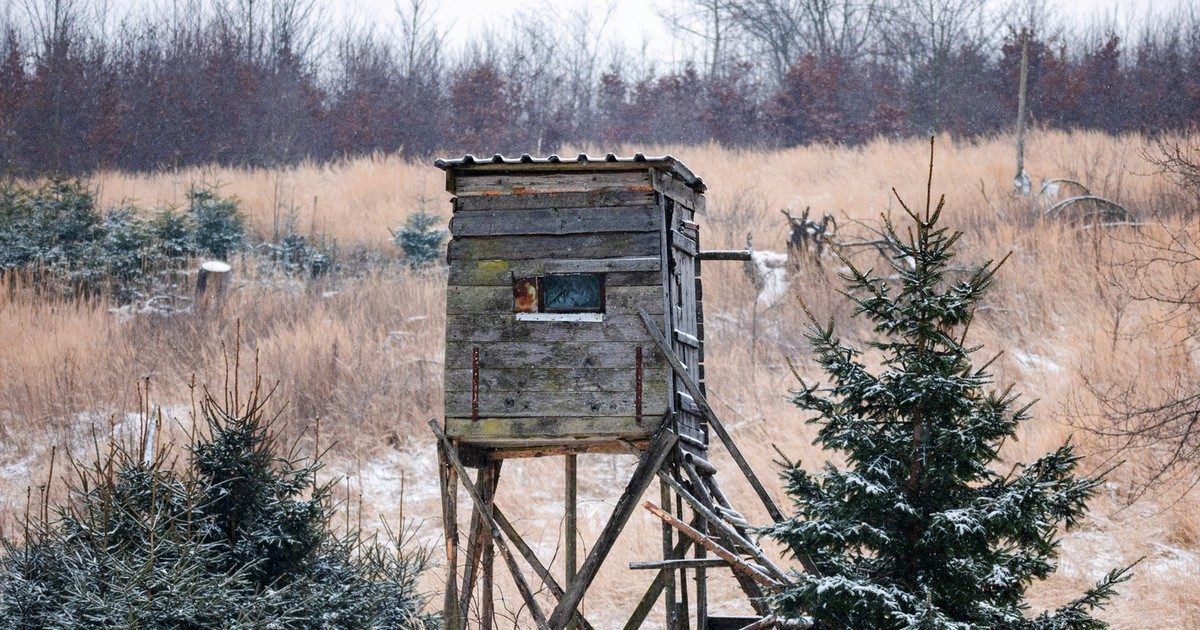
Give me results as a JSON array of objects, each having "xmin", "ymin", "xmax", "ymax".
[{"xmin": 3, "ymin": 130, "xmax": 1199, "ymax": 627}]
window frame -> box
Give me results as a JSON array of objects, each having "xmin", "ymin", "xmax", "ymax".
[{"xmin": 512, "ymin": 272, "xmax": 607, "ymax": 319}]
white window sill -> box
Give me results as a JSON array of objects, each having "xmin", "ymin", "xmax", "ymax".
[{"xmin": 515, "ymin": 312, "xmax": 604, "ymax": 323}]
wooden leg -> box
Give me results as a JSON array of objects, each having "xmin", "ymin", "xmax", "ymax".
[
  {"xmin": 459, "ymin": 470, "xmax": 488, "ymax": 626},
  {"xmin": 431, "ymin": 421, "xmax": 551, "ymax": 630},
  {"xmin": 481, "ymin": 462, "xmax": 499, "ymax": 630},
  {"xmin": 661, "ymin": 478, "xmax": 677, "ymax": 629},
  {"xmin": 685, "ymin": 466, "xmax": 708, "ymax": 630},
  {"xmin": 548, "ymin": 429, "xmax": 678, "ymax": 629},
  {"xmin": 565, "ymin": 454, "xmax": 578, "ymax": 630},
  {"xmin": 676, "ymin": 488, "xmax": 690, "ymax": 630},
  {"xmin": 437, "ymin": 442, "xmax": 461, "ymax": 630}
]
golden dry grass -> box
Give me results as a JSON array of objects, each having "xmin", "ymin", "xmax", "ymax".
[{"xmin": 3, "ymin": 129, "xmax": 1199, "ymax": 628}]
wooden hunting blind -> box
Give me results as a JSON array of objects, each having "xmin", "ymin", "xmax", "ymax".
[
  {"xmin": 431, "ymin": 154, "xmax": 804, "ymax": 630},
  {"xmin": 438, "ymin": 153, "xmax": 709, "ymax": 458}
]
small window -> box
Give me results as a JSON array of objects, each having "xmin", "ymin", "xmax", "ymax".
[
  {"xmin": 513, "ymin": 273, "xmax": 605, "ymax": 319},
  {"xmin": 543, "ymin": 273, "xmax": 604, "ymax": 313}
]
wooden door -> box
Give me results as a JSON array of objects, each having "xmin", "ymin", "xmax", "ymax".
[{"xmin": 668, "ymin": 202, "xmax": 704, "ymax": 443}]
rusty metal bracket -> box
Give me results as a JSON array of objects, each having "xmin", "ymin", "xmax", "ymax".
[
  {"xmin": 635, "ymin": 346, "xmax": 643, "ymax": 423},
  {"xmin": 471, "ymin": 346, "xmax": 480, "ymax": 421}
]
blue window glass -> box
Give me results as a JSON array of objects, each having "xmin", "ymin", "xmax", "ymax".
[{"xmin": 541, "ymin": 273, "xmax": 604, "ymax": 313}]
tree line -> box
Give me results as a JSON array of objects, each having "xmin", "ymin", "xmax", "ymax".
[{"xmin": 1, "ymin": 0, "xmax": 1198, "ymax": 176}]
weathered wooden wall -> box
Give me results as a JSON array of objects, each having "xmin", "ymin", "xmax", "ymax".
[{"xmin": 443, "ymin": 169, "xmax": 670, "ymax": 448}]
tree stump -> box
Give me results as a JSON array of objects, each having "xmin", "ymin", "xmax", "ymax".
[{"xmin": 195, "ymin": 260, "xmax": 231, "ymax": 309}]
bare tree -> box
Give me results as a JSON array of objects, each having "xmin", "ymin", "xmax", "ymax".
[
  {"xmin": 1081, "ymin": 136, "xmax": 1200, "ymax": 497},
  {"xmin": 725, "ymin": 0, "xmax": 884, "ymax": 81},
  {"xmin": 657, "ymin": 0, "xmax": 734, "ymax": 76}
]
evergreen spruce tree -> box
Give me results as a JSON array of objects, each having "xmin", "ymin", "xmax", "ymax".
[
  {"xmin": 0, "ymin": 360, "xmax": 436, "ymax": 629},
  {"xmin": 765, "ymin": 141, "xmax": 1132, "ymax": 629}
]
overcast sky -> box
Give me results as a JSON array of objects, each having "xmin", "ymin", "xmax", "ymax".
[
  {"xmin": 380, "ymin": 0, "xmax": 1187, "ymax": 47},
  {"xmin": 97, "ymin": 0, "xmax": 1192, "ymax": 61}
]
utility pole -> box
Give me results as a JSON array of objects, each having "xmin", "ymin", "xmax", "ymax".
[{"xmin": 1014, "ymin": 30, "xmax": 1031, "ymax": 194}]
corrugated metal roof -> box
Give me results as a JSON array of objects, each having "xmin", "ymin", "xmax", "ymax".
[{"xmin": 434, "ymin": 153, "xmax": 706, "ymax": 193}]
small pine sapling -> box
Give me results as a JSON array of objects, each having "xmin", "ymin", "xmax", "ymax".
[
  {"xmin": 392, "ymin": 196, "xmax": 446, "ymax": 268},
  {"xmin": 186, "ymin": 185, "xmax": 245, "ymax": 259},
  {"xmin": 766, "ymin": 139, "xmax": 1133, "ymax": 629}
]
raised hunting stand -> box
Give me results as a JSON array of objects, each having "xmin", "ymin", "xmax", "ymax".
[{"xmin": 432, "ymin": 154, "xmax": 803, "ymax": 630}]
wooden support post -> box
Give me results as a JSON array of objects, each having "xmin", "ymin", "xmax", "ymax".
[
  {"xmin": 686, "ymin": 466, "xmax": 709, "ymax": 630},
  {"xmin": 676, "ymin": 488, "xmax": 690, "ymax": 630},
  {"xmin": 548, "ymin": 429, "xmax": 678, "ymax": 629},
  {"xmin": 459, "ymin": 469, "xmax": 492, "ymax": 625},
  {"xmin": 437, "ymin": 442, "xmax": 461, "ymax": 630},
  {"xmin": 565, "ymin": 454, "xmax": 578, "ymax": 630},
  {"xmin": 481, "ymin": 462, "xmax": 499, "ymax": 630},
  {"xmin": 661, "ymin": 479, "xmax": 677, "ymax": 629},
  {"xmin": 430, "ymin": 421, "xmax": 551, "ymax": 630}
]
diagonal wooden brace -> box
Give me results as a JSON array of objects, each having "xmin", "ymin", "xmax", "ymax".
[{"xmin": 638, "ymin": 309, "xmax": 820, "ymax": 575}]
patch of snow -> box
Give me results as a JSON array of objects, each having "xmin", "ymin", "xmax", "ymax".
[
  {"xmin": 0, "ymin": 456, "xmax": 33, "ymax": 482},
  {"xmin": 1144, "ymin": 543, "xmax": 1199, "ymax": 579},
  {"xmin": 1011, "ymin": 350, "xmax": 1062, "ymax": 375},
  {"xmin": 1057, "ymin": 530, "xmax": 1124, "ymax": 579},
  {"xmin": 750, "ymin": 250, "xmax": 790, "ymax": 308}
]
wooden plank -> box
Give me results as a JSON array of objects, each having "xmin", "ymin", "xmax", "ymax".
[
  {"xmin": 444, "ymin": 387, "xmax": 668, "ymax": 418},
  {"xmin": 672, "ymin": 231, "xmax": 698, "ymax": 256},
  {"xmin": 449, "ymin": 232, "xmax": 661, "ymax": 261},
  {"xmin": 652, "ymin": 170, "xmax": 706, "ymax": 215},
  {"xmin": 446, "ymin": 313, "xmax": 656, "ymax": 344},
  {"xmin": 450, "ymin": 206, "xmax": 659, "ymax": 236},
  {"xmin": 480, "ymin": 440, "xmax": 654, "ymax": 460},
  {"xmin": 629, "ymin": 558, "xmax": 727, "ymax": 570},
  {"xmin": 430, "ymin": 422, "xmax": 551, "ymax": 630},
  {"xmin": 548, "ymin": 430, "xmax": 679, "ymax": 629},
  {"xmin": 446, "ymin": 416, "xmax": 656, "ymax": 442},
  {"xmin": 674, "ymin": 329, "xmax": 700, "ymax": 348},
  {"xmin": 449, "ymin": 259, "xmax": 660, "ymax": 286},
  {"xmin": 455, "ymin": 171, "xmax": 652, "ymax": 197},
  {"xmin": 445, "ymin": 342, "xmax": 665, "ymax": 370},
  {"xmin": 445, "ymin": 367, "xmax": 634, "ymax": 394},
  {"xmin": 697, "ymin": 250, "xmax": 752, "ymax": 261},
  {"xmin": 677, "ymin": 392, "xmax": 701, "ymax": 416},
  {"xmin": 455, "ymin": 189, "xmax": 656, "ymax": 212},
  {"xmin": 446, "ymin": 367, "xmax": 646, "ymax": 394}
]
